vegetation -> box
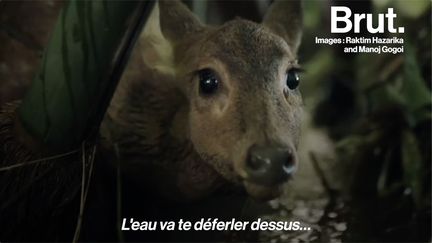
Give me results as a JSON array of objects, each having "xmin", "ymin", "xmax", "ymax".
[{"xmin": 301, "ymin": 0, "xmax": 431, "ymax": 240}]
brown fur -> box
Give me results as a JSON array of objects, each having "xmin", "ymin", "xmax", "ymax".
[{"xmin": 101, "ymin": 0, "xmax": 303, "ymax": 201}]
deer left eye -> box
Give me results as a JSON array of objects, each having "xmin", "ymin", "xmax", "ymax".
[
  {"xmin": 198, "ymin": 69, "xmax": 219, "ymax": 95},
  {"xmin": 285, "ymin": 70, "xmax": 300, "ymax": 90}
]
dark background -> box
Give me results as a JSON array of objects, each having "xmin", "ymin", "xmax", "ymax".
[{"xmin": 0, "ymin": 0, "xmax": 430, "ymax": 242}]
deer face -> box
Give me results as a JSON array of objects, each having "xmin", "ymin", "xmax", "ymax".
[{"xmin": 142, "ymin": 0, "xmax": 303, "ymax": 200}]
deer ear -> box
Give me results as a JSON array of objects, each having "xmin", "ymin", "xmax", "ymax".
[
  {"xmin": 263, "ymin": 0, "xmax": 303, "ymax": 54},
  {"xmin": 138, "ymin": 0, "xmax": 202, "ymax": 76},
  {"xmin": 158, "ymin": 0, "xmax": 203, "ymax": 42}
]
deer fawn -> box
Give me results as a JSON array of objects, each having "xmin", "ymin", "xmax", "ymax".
[{"xmin": 101, "ymin": 0, "xmax": 303, "ymax": 201}]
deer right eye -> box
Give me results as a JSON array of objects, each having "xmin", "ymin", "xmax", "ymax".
[
  {"xmin": 285, "ymin": 69, "xmax": 300, "ymax": 90},
  {"xmin": 198, "ymin": 69, "xmax": 219, "ymax": 95}
]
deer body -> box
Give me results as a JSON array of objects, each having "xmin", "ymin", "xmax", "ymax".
[{"xmin": 101, "ymin": 0, "xmax": 303, "ymax": 201}]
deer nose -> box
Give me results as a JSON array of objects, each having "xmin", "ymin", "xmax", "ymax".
[{"xmin": 245, "ymin": 145, "xmax": 297, "ymax": 186}]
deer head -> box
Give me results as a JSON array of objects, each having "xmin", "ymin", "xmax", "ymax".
[{"xmin": 123, "ymin": 0, "xmax": 303, "ymax": 200}]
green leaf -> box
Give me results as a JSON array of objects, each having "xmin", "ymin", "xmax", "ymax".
[{"xmin": 18, "ymin": 0, "xmax": 154, "ymax": 150}]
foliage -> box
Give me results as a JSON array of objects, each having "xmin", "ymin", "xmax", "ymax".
[
  {"xmin": 302, "ymin": 0, "xmax": 431, "ymax": 240},
  {"xmin": 17, "ymin": 0, "xmax": 153, "ymax": 151}
]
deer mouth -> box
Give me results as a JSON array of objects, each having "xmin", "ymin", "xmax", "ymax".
[{"xmin": 243, "ymin": 180, "xmax": 285, "ymax": 200}]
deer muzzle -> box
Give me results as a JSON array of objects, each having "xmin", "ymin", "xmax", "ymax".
[{"xmin": 245, "ymin": 144, "xmax": 297, "ymax": 187}]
